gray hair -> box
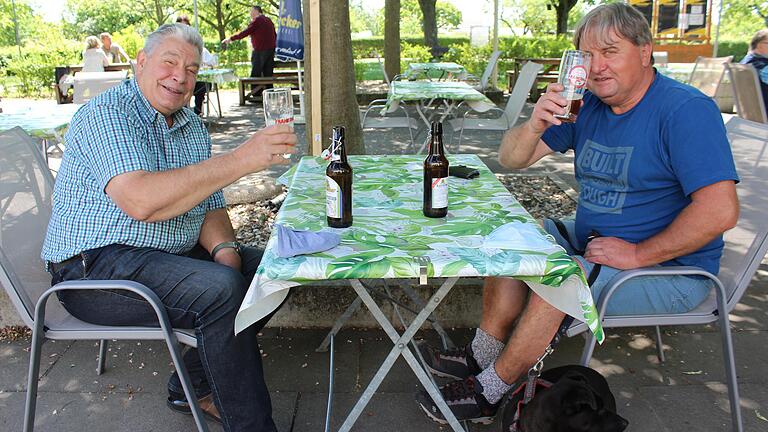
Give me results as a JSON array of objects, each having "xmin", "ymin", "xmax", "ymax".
[
  {"xmin": 143, "ymin": 23, "xmax": 203, "ymax": 58},
  {"xmin": 85, "ymin": 35, "xmax": 100, "ymax": 49},
  {"xmin": 750, "ymin": 29, "xmax": 768, "ymax": 50},
  {"xmin": 574, "ymin": 3, "xmax": 652, "ymax": 49}
]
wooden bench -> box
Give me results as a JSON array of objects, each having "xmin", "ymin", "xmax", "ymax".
[
  {"xmin": 507, "ymin": 58, "xmax": 562, "ymax": 101},
  {"xmin": 238, "ymin": 75, "xmax": 300, "ymax": 105}
]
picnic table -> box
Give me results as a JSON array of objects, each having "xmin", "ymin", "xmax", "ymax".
[
  {"xmin": 404, "ymin": 62, "xmax": 468, "ymax": 80},
  {"xmin": 507, "ymin": 57, "xmax": 561, "ymax": 100},
  {"xmin": 196, "ymin": 68, "xmax": 238, "ymax": 118},
  {"xmin": 0, "ymin": 104, "xmax": 81, "ymax": 160},
  {"xmin": 235, "ymin": 154, "xmax": 604, "ymax": 432},
  {"xmin": 385, "ymin": 81, "xmax": 495, "ymax": 133}
]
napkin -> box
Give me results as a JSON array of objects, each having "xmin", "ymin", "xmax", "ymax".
[
  {"xmin": 276, "ymin": 224, "xmax": 341, "ymax": 258},
  {"xmin": 482, "ymin": 222, "xmax": 556, "ymax": 250}
]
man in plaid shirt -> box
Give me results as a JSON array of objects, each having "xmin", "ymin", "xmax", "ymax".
[{"xmin": 42, "ymin": 23, "xmax": 295, "ymax": 432}]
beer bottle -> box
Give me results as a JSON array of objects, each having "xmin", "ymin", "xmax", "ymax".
[
  {"xmin": 423, "ymin": 121, "xmax": 449, "ymax": 218},
  {"xmin": 326, "ymin": 126, "xmax": 353, "ymax": 228}
]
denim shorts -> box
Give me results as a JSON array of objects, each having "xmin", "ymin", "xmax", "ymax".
[{"xmin": 543, "ymin": 218, "xmax": 713, "ymax": 315}]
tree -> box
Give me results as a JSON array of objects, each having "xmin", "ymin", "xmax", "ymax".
[
  {"xmin": 0, "ymin": 0, "xmax": 36, "ymax": 46},
  {"xmin": 550, "ymin": 0, "xmax": 579, "ymax": 35},
  {"xmin": 719, "ymin": 0, "xmax": 767, "ymax": 41},
  {"xmin": 384, "ymin": 0, "xmax": 400, "ymax": 81},
  {"xmin": 418, "ymin": 0, "xmax": 438, "ymax": 47},
  {"xmin": 502, "ymin": 0, "xmax": 556, "ymax": 35},
  {"xmin": 63, "ymin": 0, "xmax": 146, "ymax": 39},
  {"xmin": 193, "ymin": 0, "xmax": 250, "ymax": 41},
  {"xmin": 374, "ymin": 0, "xmax": 461, "ymax": 38},
  {"xmin": 136, "ymin": 0, "xmax": 182, "ymax": 29},
  {"xmin": 303, "ymin": 0, "xmax": 364, "ymax": 154}
]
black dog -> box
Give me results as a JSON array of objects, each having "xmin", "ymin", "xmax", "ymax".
[{"xmin": 502, "ymin": 365, "xmax": 628, "ymax": 432}]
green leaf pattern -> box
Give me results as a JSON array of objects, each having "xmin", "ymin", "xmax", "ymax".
[{"xmin": 241, "ymin": 155, "xmax": 604, "ymax": 343}]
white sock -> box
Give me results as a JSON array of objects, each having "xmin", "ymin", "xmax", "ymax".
[
  {"xmin": 471, "ymin": 328, "xmax": 505, "ymax": 370},
  {"xmin": 476, "ymin": 364, "xmax": 514, "ymax": 405}
]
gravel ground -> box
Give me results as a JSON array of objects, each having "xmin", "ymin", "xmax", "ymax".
[{"xmin": 228, "ymin": 175, "xmax": 577, "ymax": 248}]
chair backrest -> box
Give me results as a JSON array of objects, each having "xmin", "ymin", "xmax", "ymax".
[
  {"xmin": 725, "ymin": 63, "xmax": 768, "ymax": 124},
  {"xmin": 0, "ymin": 127, "xmax": 60, "ymax": 328},
  {"xmin": 503, "ymin": 61, "xmax": 543, "ymax": 124},
  {"xmin": 688, "ymin": 55, "xmax": 732, "ymax": 97},
  {"xmin": 720, "ymin": 117, "xmax": 768, "ymax": 308},
  {"xmin": 478, "ymin": 50, "xmax": 503, "ymax": 91},
  {"xmin": 654, "ymin": 51, "xmax": 669, "ymax": 68},
  {"xmin": 73, "ymin": 71, "xmax": 128, "ymax": 104}
]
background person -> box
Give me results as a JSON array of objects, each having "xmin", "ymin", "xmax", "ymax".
[
  {"xmin": 100, "ymin": 32, "xmax": 131, "ymax": 63},
  {"xmin": 221, "ymin": 5, "xmax": 276, "ymax": 99},
  {"xmin": 414, "ymin": 3, "xmax": 739, "ymax": 427},
  {"xmin": 176, "ymin": 14, "xmax": 219, "ymax": 115},
  {"xmin": 82, "ymin": 35, "xmax": 109, "ymax": 72},
  {"xmin": 740, "ymin": 29, "xmax": 768, "ymax": 115},
  {"xmin": 43, "ymin": 23, "xmax": 296, "ymax": 432}
]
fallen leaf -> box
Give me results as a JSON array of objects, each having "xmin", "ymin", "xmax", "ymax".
[
  {"xmin": 682, "ymin": 370, "xmax": 703, "ymax": 375},
  {"xmin": 756, "ymin": 410, "xmax": 768, "ymax": 422}
]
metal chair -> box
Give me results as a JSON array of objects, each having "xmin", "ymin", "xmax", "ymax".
[
  {"xmin": 0, "ymin": 127, "xmax": 209, "ymax": 432},
  {"xmin": 687, "ymin": 55, "xmax": 733, "ymax": 98},
  {"xmin": 566, "ymin": 117, "xmax": 768, "ymax": 432},
  {"xmin": 360, "ymin": 54, "xmax": 419, "ymax": 150},
  {"xmin": 725, "ymin": 63, "xmax": 768, "ymax": 124},
  {"xmin": 448, "ymin": 61, "xmax": 542, "ymax": 149}
]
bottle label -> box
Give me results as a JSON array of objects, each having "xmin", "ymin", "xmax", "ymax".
[
  {"xmin": 431, "ymin": 177, "xmax": 448, "ymax": 209},
  {"xmin": 326, "ymin": 175, "xmax": 342, "ymax": 218}
]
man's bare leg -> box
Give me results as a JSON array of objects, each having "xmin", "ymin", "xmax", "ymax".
[
  {"xmin": 493, "ymin": 292, "xmax": 565, "ymax": 384},
  {"xmin": 479, "ymin": 276, "xmax": 529, "ymax": 341}
]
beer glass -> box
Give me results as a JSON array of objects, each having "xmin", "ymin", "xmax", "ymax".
[
  {"xmin": 262, "ymin": 87, "xmax": 294, "ymax": 159},
  {"xmin": 554, "ymin": 50, "xmax": 592, "ymax": 123}
]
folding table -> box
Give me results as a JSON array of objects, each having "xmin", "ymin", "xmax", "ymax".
[
  {"xmin": 0, "ymin": 104, "xmax": 81, "ymax": 162},
  {"xmin": 196, "ymin": 68, "xmax": 238, "ymax": 118},
  {"xmin": 385, "ymin": 81, "xmax": 496, "ymax": 129},
  {"xmin": 405, "ymin": 62, "xmax": 468, "ymax": 81},
  {"xmin": 235, "ymin": 154, "xmax": 604, "ymax": 432}
]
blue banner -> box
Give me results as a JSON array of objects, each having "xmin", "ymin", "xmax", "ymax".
[{"xmin": 275, "ymin": 0, "xmax": 304, "ymax": 62}]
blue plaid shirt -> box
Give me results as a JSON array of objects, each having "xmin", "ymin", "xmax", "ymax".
[{"xmin": 42, "ymin": 79, "xmax": 226, "ymax": 263}]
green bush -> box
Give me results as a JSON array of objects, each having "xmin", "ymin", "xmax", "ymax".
[
  {"xmin": 0, "ymin": 45, "xmax": 80, "ymax": 97},
  {"xmin": 716, "ymin": 40, "xmax": 749, "ymax": 63}
]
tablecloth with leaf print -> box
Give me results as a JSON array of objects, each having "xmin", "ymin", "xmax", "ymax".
[
  {"xmin": 405, "ymin": 62, "xmax": 468, "ymax": 80},
  {"xmin": 235, "ymin": 154, "xmax": 603, "ymax": 343}
]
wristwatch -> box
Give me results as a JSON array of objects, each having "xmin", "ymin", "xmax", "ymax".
[{"xmin": 211, "ymin": 241, "xmax": 241, "ymax": 258}]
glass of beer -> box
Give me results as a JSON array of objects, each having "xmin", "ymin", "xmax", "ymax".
[
  {"xmin": 263, "ymin": 87, "xmax": 294, "ymax": 159},
  {"xmin": 553, "ymin": 50, "xmax": 591, "ymax": 123}
]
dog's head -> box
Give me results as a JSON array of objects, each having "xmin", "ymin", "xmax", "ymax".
[{"xmin": 519, "ymin": 371, "xmax": 629, "ymax": 432}]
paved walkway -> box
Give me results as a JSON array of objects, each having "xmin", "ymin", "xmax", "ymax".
[{"xmin": 2, "ymin": 90, "xmax": 767, "ymax": 431}]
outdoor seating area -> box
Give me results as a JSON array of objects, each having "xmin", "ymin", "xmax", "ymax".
[{"xmin": 4, "ymin": 1, "xmax": 768, "ymax": 432}]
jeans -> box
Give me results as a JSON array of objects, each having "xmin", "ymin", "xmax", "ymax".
[
  {"xmin": 49, "ymin": 243, "xmax": 280, "ymax": 432},
  {"xmin": 544, "ymin": 218, "xmax": 713, "ymax": 315}
]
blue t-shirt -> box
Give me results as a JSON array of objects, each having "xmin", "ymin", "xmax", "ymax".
[{"xmin": 542, "ymin": 72, "xmax": 739, "ymax": 274}]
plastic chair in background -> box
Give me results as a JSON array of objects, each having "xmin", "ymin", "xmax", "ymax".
[
  {"xmin": 448, "ymin": 61, "xmax": 543, "ymax": 149},
  {"xmin": 687, "ymin": 55, "xmax": 733, "ymax": 98},
  {"xmin": 725, "ymin": 63, "xmax": 768, "ymax": 123},
  {"xmin": 566, "ymin": 117, "xmax": 768, "ymax": 432},
  {"xmin": 465, "ymin": 50, "xmax": 503, "ymax": 92},
  {"xmin": 0, "ymin": 127, "xmax": 210, "ymax": 432}
]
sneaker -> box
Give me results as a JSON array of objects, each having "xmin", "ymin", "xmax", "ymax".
[
  {"xmin": 417, "ymin": 342, "xmax": 482, "ymax": 380},
  {"xmin": 415, "ymin": 375, "xmax": 500, "ymax": 425}
]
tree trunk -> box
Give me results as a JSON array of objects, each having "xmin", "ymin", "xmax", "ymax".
[
  {"xmin": 384, "ymin": 0, "xmax": 401, "ymax": 82},
  {"xmin": 303, "ymin": 0, "xmax": 365, "ymax": 154},
  {"xmin": 554, "ymin": 0, "xmax": 578, "ymax": 35},
  {"xmin": 418, "ymin": 0, "xmax": 438, "ymax": 47}
]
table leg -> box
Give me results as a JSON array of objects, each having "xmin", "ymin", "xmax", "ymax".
[
  {"xmin": 215, "ymin": 83, "xmax": 222, "ymax": 118},
  {"xmin": 337, "ymin": 278, "xmax": 465, "ymax": 432},
  {"xmin": 399, "ymin": 283, "xmax": 456, "ymax": 350},
  {"xmin": 316, "ymin": 296, "xmax": 362, "ymax": 352}
]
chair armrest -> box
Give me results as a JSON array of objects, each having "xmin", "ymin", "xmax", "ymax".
[
  {"xmin": 593, "ymin": 266, "xmax": 726, "ymax": 321},
  {"xmin": 34, "ymin": 280, "xmax": 175, "ymax": 334}
]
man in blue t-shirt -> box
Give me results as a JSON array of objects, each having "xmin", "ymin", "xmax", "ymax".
[{"xmin": 415, "ymin": 3, "xmax": 739, "ymax": 426}]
